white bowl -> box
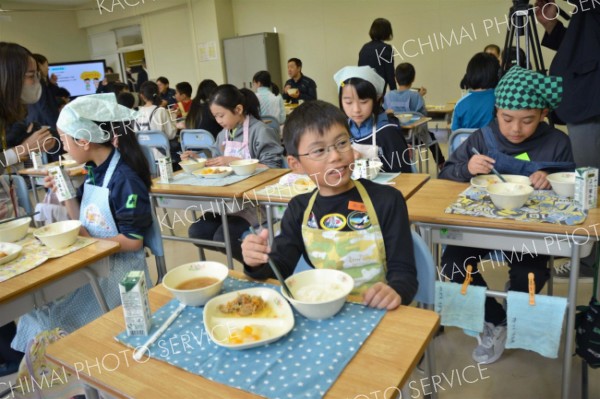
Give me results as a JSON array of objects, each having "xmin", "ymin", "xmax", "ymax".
[
  {"xmin": 281, "ymin": 269, "xmax": 354, "ymax": 320},
  {"xmin": 547, "ymin": 172, "xmax": 575, "ymax": 197},
  {"xmin": 470, "ymin": 174, "xmax": 531, "ymax": 188},
  {"xmin": 0, "ymin": 242, "xmax": 23, "ymax": 265},
  {"xmin": 33, "ymin": 220, "xmax": 81, "ymax": 249},
  {"xmin": 163, "ymin": 261, "xmax": 229, "ymax": 307},
  {"xmin": 179, "ymin": 158, "xmax": 206, "ymax": 173},
  {"xmin": 287, "ymin": 88, "xmax": 299, "ymax": 96},
  {"xmin": 487, "ymin": 182, "xmax": 534, "ymax": 210},
  {"xmin": 230, "ymin": 159, "xmax": 259, "ymax": 176},
  {"xmin": 397, "ymin": 113, "xmax": 414, "ymax": 124},
  {"xmin": 0, "ymin": 217, "xmax": 31, "ymax": 243}
]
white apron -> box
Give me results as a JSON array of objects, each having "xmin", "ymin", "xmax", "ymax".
[{"xmin": 223, "ymin": 116, "xmax": 252, "ymax": 159}]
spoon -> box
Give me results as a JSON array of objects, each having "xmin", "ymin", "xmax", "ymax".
[
  {"xmin": 471, "ymin": 147, "xmax": 507, "ymax": 183},
  {"xmin": 248, "ymin": 226, "xmax": 295, "ymax": 299}
]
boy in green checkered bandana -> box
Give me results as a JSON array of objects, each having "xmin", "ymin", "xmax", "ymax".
[{"xmin": 439, "ymin": 66, "xmax": 576, "ymax": 365}]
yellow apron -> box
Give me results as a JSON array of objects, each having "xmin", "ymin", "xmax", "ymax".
[{"xmin": 301, "ymin": 180, "xmax": 387, "ymax": 295}]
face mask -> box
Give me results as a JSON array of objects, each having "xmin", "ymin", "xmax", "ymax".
[{"xmin": 21, "ymin": 80, "xmax": 42, "ymax": 104}]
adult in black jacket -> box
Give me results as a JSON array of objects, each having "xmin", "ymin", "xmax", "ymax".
[
  {"xmin": 358, "ymin": 18, "xmax": 396, "ymax": 93},
  {"xmin": 535, "ymin": 0, "xmax": 600, "ymax": 169}
]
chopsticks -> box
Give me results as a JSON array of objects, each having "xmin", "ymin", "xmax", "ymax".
[
  {"xmin": 133, "ymin": 303, "xmax": 186, "ymax": 361},
  {"xmin": 248, "ymin": 226, "xmax": 295, "ymax": 299},
  {"xmin": 471, "ymin": 147, "xmax": 507, "ymax": 183},
  {"xmin": 0, "ymin": 211, "xmax": 39, "ymax": 225}
]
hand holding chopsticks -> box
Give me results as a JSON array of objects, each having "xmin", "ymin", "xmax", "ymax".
[{"xmin": 470, "ymin": 148, "xmax": 506, "ymax": 182}]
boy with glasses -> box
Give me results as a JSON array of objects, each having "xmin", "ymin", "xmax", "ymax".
[{"xmin": 242, "ymin": 101, "xmax": 417, "ymax": 309}]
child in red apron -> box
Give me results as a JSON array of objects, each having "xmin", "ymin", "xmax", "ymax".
[
  {"xmin": 242, "ymin": 100, "xmax": 417, "ymax": 310},
  {"xmin": 185, "ymin": 84, "xmax": 283, "ymax": 263}
]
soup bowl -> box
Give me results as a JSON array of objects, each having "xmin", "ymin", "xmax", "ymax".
[
  {"xmin": 163, "ymin": 261, "xmax": 229, "ymax": 306},
  {"xmin": 179, "ymin": 158, "xmax": 206, "ymax": 173},
  {"xmin": 33, "ymin": 220, "xmax": 81, "ymax": 249},
  {"xmin": 487, "ymin": 182, "xmax": 534, "ymax": 210},
  {"xmin": 547, "ymin": 172, "xmax": 575, "ymax": 197},
  {"xmin": 230, "ymin": 159, "xmax": 259, "ymax": 176},
  {"xmin": 0, "ymin": 217, "xmax": 31, "ymax": 243}
]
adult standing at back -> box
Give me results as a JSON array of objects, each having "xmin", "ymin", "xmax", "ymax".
[
  {"xmin": 358, "ymin": 18, "xmax": 396, "ymax": 93},
  {"xmin": 282, "ymin": 58, "xmax": 317, "ymax": 104}
]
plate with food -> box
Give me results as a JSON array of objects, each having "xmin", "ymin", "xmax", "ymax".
[
  {"xmin": 278, "ymin": 174, "xmax": 316, "ymax": 194},
  {"xmin": 193, "ymin": 166, "xmax": 233, "ymax": 179},
  {"xmin": 203, "ymin": 287, "xmax": 295, "ymax": 350},
  {"xmin": 470, "ymin": 174, "xmax": 531, "ymax": 188},
  {"xmin": 0, "ymin": 242, "xmax": 23, "ymax": 265}
]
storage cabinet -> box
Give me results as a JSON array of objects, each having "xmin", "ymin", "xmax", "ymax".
[{"xmin": 223, "ymin": 33, "xmax": 281, "ymax": 90}]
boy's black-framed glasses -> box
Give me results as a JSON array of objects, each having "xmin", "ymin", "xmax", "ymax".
[{"xmin": 294, "ymin": 137, "xmax": 352, "ymax": 161}]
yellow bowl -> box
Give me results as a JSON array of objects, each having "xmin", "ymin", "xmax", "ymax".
[
  {"xmin": 163, "ymin": 261, "xmax": 229, "ymax": 307},
  {"xmin": 33, "ymin": 220, "xmax": 81, "ymax": 249},
  {"xmin": 0, "ymin": 217, "xmax": 31, "ymax": 243}
]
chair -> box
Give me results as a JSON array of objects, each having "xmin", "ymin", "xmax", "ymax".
[
  {"xmin": 180, "ymin": 129, "xmax": 217, "ymax": 159},
  {"xmin": 410, "ymin": 230, "xmax": 439, "ymax": 399},
  {"xmin": 1, "ymin": 174, "xmax": 33, "ymax": 216},
  {"xmin": 144, "ymin": 209, "xmax": 167, "ymax": 284},
  {"xmin": 261, "ymin": 115, "xmax": 281, "ymax": 136},
  {"xmin": 136, "ymin": 130, "xmax": 171, "ymax": 178},
  {"xmin": 448, "ymin": 128, "xmax": 477, "ymax": 156}
]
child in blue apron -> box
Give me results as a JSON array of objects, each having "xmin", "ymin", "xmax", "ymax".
[
  {"xmin": 334, "ymin": 66, "xmax": 412, "ymax": 174},
  {"xmin": 12, "ymin": 93, "xmax": 153, "ymax": 351},
  {"xmin": 438, "ymin": 66, "xmax": 576, "ymax": 365},
  {"xmin": 242, "ymin": 100, "xmax": 417, "ymax": 310},
  {"xmin": 184, "ymin": 84, "xmax": 283, "ymax": 263}
]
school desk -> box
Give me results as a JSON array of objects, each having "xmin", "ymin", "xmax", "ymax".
[
  {"xmin": 46, "ymin": 270, "xmax": 440, "ymax": 399},
  {"xmin": 407, "ymin": 178, "xmax": 600, "ymax": 399},
  {"xmin": 150, "ymin": 169, "xmax": 289, "ymax": 268},
  {"xmin": 0, "ymin": 239, "xmax": 120, "ymax": 326},
  {"xmin": 252, "ymin": 173, "xmax": 431, "ymax": 244}
]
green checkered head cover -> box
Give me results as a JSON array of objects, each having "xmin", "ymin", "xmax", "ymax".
[{"xmin": 495, "ymin": 66, "xmax": 563, "ymax": 110}]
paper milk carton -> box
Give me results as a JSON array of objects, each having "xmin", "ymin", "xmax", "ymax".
[
  {"xmin": 48, "ymin": 166, "xmax": 76, "ymax": 202},
  {"xmin": 30, "ymin": 151, "xmax": 44, "ymax": 170},
  {"xmin": 119, "ymin": 270, "xmax": 152, "ymax": 336},
  {"xmin": 157, "ymin": 157, "xmax": 173, "ymax": 183},
  {"xmin": 575, "ymin": 167, "xmax": 598, "ymax": 210}
]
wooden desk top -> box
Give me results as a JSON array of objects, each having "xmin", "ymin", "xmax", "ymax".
[
  {"xmin": 0, "ymin": 239, "xmax": 120, "ymax": 304},
  {"xmin": 18, "ymin": 165, "xmax": 86, "ymax": 177},
  {"xmin": 150, "ymin": 169, "xmax": 289, "ymax": 198},
  {"xmin": 426, "ymin": 104, "xmax": 455, "ymax": 115},
  {"xmin": 407, "ymin": 179, "xmax": 600, "ymax": 236},
  {"xmin": 400, "ymin": 116, "xmax": 432, "ymax": 130},
  {"xmin": 251, "ymin": 173, "xmax": 430, "ymax": 203},
  {"xmin": 47, "ymin": 272, "xmax": 439, "ymax": 399}
]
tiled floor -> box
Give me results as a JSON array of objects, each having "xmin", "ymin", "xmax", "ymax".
[{"xmin": 2, "ymin": 134, "xmax": 598, "ymax": 399}]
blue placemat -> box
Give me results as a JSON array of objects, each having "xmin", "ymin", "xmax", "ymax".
[
  {"xmin": 168, "ymin": 167, "xmax": 268, "ymax": 187},
  {"xmin": 115, "ymin": 278, "xmax": 386, "ymax": 399},
  {"xmin": 371, "ymin": 172, "xmax": 400, "ymax": 184}
]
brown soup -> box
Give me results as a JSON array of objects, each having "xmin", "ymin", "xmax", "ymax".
[{"xmin": 175, "ymin": 277, "xmax": 219, "ymax": 290}]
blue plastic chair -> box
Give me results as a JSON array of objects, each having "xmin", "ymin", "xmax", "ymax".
[
  {"xmin": 448, "ymin": 128, "xmax": 477, "ymax": 156},
  {"xmin": 1, "ymin": 174, "xmax": 33, "ymax": 215},
  {"xmin": 136, "ymin": 130, "xmax": 171, "ymax": 177},
  {"xmin": 144, "ymin": 210, "xmax": 167, "ymax": 284},
  {"xmin": 410, "ymin": 230, "xmax": 438, "ymax": 399},
  {"xmin": 180, "ymin": 129, "xmax": 217, "ymax": 158}
]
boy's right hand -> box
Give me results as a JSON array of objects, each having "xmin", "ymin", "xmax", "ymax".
[
  {"xmin": 242, "ymin": 229, "xmax": 271, "ymax": 267},
  {"xmin": 180, "ymin": 151, "xmax": 198, "ymax": 161},
  {"xmin": 468, "ymin": 154, "xmax": 496, "ymax": 176}
]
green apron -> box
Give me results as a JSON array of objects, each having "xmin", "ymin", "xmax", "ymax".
[{"xmin": 301, "ymin": 180, "xmax": 387, "ymax": 295}]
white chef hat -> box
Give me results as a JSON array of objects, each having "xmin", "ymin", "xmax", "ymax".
[
  {"xmin": 333, "ymin": 66, "xmax": 385, "ymax": 97},
  {"xmin": 57, "ymin": 93, "xmax": 138, "ymax": 143}
]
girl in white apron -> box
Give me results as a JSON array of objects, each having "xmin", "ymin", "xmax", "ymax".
[
  {"xmin": 334, "ymin": 66, "xmax": 413, "ymax": 174},
  {"xmin": 13, "ymin": 94, "xmax": 153, "ymax": 351},
  {"xmin": 187, "ymin": 85, "xmax": 283, "ymax": 263}
]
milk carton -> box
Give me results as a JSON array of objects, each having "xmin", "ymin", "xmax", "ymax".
[
  {"xmin": 48, "ymin": 166, "xmax": 76, "ymax": 202},
  {"xmin": 574, "ymin": 167, "xmax": 598, "ymax": 210},
  {"xmin": 119, "ymin": 270, "xmax": 152, "ymax": 336},
  {"xmin": 30, "ymin": 151, "xmax": 44, "ymax": 170},
  {"xmin": 157, "ymin": 157, "xmax": 173, "ymax": 183}
]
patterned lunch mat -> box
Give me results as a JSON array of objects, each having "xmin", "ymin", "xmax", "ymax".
[{"xmin": 166, "ymin": 168, "xmax": 268, "ymax": 187}]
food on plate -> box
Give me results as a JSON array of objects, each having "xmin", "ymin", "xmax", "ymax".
[
  {"xmin": 294, "ymin": 283, "xmax": 348, "ymax": 303},
  {"xmin": 227, "ymin": 325, "xmax": 265, "ymax": 345},
  {"xmin": 218, "ymin": 293, "xmax": 267, "ymax": 316},
  {"xmin": 0, "ymin": 251, "xmax": 7, "ymax": 259},
  {"xmin": 199, "ymin": 167, "xmax": 228, "ymax": 175},
  {"xmin": 175, "ymin": 277, "xmax": 219, "ymax": 290}
]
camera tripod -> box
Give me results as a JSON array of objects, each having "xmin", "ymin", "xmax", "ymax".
[{"xmin": 502, "ymin": 0, "xmax": 546, "ymax": 74}]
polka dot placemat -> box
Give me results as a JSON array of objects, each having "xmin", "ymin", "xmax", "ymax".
[{"xmin": 116, "ymin": 278, "xmax": 386, "ymax": 398}]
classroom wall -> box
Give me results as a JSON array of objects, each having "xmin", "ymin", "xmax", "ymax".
[
  {"xmin": 230, "ymin": 0, "xmax": 558, "ymax": 105},
  {"xmin": 0, "ymin": 1, "xmax": 89, "ymax": 63}
]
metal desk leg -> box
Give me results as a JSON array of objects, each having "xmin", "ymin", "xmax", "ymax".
[
  {"xmin": 82, "ymin": 269, "xmax": 109, "ymax": 313},
  {"xmin": 29, "ymin": 176, "xmax": 40, "ymax": 205},
  {"xmin": 84, "ymin": 384, "xmax": 100, "ymax": 399},
  {"xmin": 219, "ymin": 201, "xmax": 233, "ymax": 269},
  {"xmin": 561, "ymin": 244, "xmax": 581, "ymax": 399},
  {"xmin": 266, "ymin": 204, "xmax": 275, "ymax": 245}
]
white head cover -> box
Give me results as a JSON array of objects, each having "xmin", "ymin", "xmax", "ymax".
[
  {"xmin": 333, "ymin": 66, "xmax": 385, "ymax": 97},
  {"xmin": 57, "ymin": 93, "xmax": 138, "ymax": 143}
]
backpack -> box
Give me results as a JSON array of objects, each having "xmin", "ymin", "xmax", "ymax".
[{"xmin": 575, "ymin": 249, "xmax": 600, "ymax": 368}]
